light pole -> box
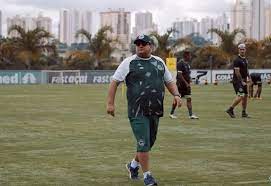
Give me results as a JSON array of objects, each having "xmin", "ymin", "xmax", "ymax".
[{"xmin": 209, "ymin": 55, "xmax": 213, "ymax": 83}]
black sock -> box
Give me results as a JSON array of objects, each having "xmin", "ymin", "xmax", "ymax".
[
  {"xmin": 170, "ymin": 106, "xmax": 175, "ymax": 115},
  {"xmin": 188, "ymin": 108, "xmax": 193, "ymax": 116}
]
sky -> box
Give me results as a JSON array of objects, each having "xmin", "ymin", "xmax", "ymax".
[{"xmin": 0, "ymin": 0, "xmax": 236, "ymax": 36}]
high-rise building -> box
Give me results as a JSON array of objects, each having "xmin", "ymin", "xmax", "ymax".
[
  {"xmin": 36, "ymin": 13, "xmax": 52, "ymax": 34},
  {"xmin": 214, "ymin": 13, "xmax": 229, "ymax": 32},
  {"xmin": 200, "ymin": 17, "xmax": 214, "ymax": 41},
  {"xmin": 24, "ymin": 15, "xmax": 36, "ymax": 31},
  {"xmin": 265, "ymin": 2, "xmax": 271, "ymax": 37},
  {"xmin": 59, "ymin": 9, "xmax": 71, "ymax": 45},
  {"xmin": 7, "ymin": 14, "xmax": 53, "ymax": 38},
  {"xmin": 70, "ymin": 9, "xmax": 80, "ymax": 44},
  {"xmin": 7, "ymin": 15, "xmax": 25, "ymax": 37},
  {"xmin": 100, "ymin": 8, "xmax": 131, "ymax": 50},
  {"xmin": 80, "ymin": 11, "xmax": 92, "ymax": 43},
  {"xmin": 251, "ymin": 0, "xmax": 265, "ymax": 40},
  {"xmin": 172, "ymin": 18, "xmax": 199, "ymax": 39},
  {"xmin": 212, "ymin": 13, "xmax": 230, "ymax": 44},
  {"xmin": 230, "ymin": 0, "xmax": 251, "ymax": 38},
  {"xmin": 59, "ymin": 9, "xmax": 92, "ymax": 45},
  {"xmin": 0, "ymin": 10, "xmax": 2, "ymax": 37},
  {"xmin": 133, "ymin": 11, "xmax": 157, "ymax": 38}
]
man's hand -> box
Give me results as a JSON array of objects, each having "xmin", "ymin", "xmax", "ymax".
[
  {"xmin": 242, "ymin": 81, "xmax": 247, "ymax": 86},
  {"xmin": 106, "ymin": 103, "xmax": 115, "ymax": 117},
  {"xmin": 173, "ymin": 95, "xmax": 182, "ymax": 107}
]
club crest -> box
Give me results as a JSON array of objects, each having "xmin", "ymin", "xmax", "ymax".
[
  {"xmin": 138, "ymin": 139, "xmax": 145, "ymax": 147},
  {"xmin": 138, "ymin": 35, "xmax": 145, "ymax": 39},
  {"xmin": 157, "ymin": 64, "xmax": 163, "ymax": 71}
]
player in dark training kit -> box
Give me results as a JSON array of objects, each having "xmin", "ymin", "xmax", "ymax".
[
  {"xmin": 249, "ymin": 73, "xmax": 262, "ymax": 99},
  {"xmin": 226, "ymin": 43, "xmax": 251, "ymax": 118},
  {"xmin": 107, "ymin": 34, "xmax": 182, "ymax": 186},
  {"xmin": 169, "ymin": 51, "xmax": 199, "ymax": 119}
]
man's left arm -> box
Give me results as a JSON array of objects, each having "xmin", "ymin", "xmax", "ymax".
[{"xmin": 247, "ymin": 69, "xmax": 251, "ymax": 83}]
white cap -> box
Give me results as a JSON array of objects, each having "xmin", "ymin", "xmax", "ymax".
[{"xmin": 238, "ymin": 43, "xmax": 246, "ymax": 49}]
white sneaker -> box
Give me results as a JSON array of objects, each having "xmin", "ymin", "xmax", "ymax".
[
  {"xmin": 169, "ymin": 114, "xmax": 177, "ymax": 119},
  {"xmin": 189, "ymin": 114, "xmax": 199, "ymax": 119}
]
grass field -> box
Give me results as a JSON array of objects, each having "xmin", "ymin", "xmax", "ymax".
[{"xmin": 0, "ymin": 84, "xmax": 271, "ymax": 186}]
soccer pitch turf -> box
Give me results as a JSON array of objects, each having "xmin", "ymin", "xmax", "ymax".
[{"xmin": 0, "ymin": 84, "xmax": 270, "ymax": 186}]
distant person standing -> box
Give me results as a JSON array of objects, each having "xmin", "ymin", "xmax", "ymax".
[
  {"xmin": 107, "ymin": 34, "xmax": 182, "ymax": 186},
  {"xmin": 169, "ymin": 51, "xmax": 199, "ymax": 119},
  {"xmin": 249, "ymin": 73, "xmax": 262, "ymax": 99},
  {"xmin": 226, "ymin": 43, "xmax": 251, "ymax": 118}
]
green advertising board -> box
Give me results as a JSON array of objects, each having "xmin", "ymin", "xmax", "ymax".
[{"xmin": 0, "ymin": 71, "xmax": 43, "ymax": 85}]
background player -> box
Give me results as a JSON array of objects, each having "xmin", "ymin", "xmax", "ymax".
[
  {"xmin": 169, "ymin": 50, "xmax": 199, "ymax": 120},
  {"xmin": 226, "ymin": 43, "xmax": 251, "ymax": 118},
  {"xmin": 249, "ymin": 72, "xmax": 262, "ymax": 99}
]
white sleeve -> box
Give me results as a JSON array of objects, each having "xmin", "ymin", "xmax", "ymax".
[
  {"xmin": 112, "ymin": 56, "xmax": 134, "ymax": 82},
  {"xmin": 153, "ymin": 55, "xmax": 173, "ymax": 83},
  {"xmin": 164, "ymin": 64, "xmax": 174, "ymax": 83}
]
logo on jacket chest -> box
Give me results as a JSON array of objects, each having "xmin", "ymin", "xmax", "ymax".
[{"xmin": 157, "ymin": 64, "xmax": 163, "ymax": 71}]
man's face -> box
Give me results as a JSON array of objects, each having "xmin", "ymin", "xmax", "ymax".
[
  {"xmin": 239, "ymin": 48, "xmax": 246, "ymax": 56},
  {"xmin": 135, "ymin": 41, "xmax": 152, "ymax": 58},
  {"xmin": 184, "ymin": 53, "xmax": 191, "ymax": 62}
]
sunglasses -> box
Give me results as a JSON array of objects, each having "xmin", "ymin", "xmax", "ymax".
[{"xmin": 135, "ymin": 42, "xmax": 149, "ymax": 47}]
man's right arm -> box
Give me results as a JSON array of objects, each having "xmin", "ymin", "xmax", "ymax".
[
  {"xmin": 106, "ymin": 80, "xmax": 119, "ymax": 117},
  {"xmin": 107, "ymin": 56, "xmax": 131, "ymax": 117},
  {"xmin": 234, "ymin": 67, "xmax": 242, "ymax": 81},
  {"xmin": 234, "ymin": 67, "xmax": 247, "ymax": 86}
]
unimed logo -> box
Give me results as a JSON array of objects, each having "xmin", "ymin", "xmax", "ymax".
[
  {"xmin": 0, "ymin": 74, "xmax": 19, "ymax": 84},
  {"xmin": 22, "ymin": 73, "xmax": 37, "ymax": 84}
]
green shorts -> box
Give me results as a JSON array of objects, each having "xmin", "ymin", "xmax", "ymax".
[{"xmin": 129, "ymin": 116, "xmax": 159, "ymax": 152}]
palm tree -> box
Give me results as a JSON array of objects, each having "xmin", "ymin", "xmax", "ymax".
[
  {"xmin": 8, "ymin": 25, "xmax": 56, "ymax": 69},
  {"xmin": 208, "ymin": 28, "xmax": 246, "ymax": 55},
  {"xmin": 150, "ymin": 28, "xmax": 193, "ymax": 61},
  {"xmin": 0, "ymin": 37, "xmax": 19, "ymax": 68},
  {"xmin": 150, "ymin": 29, "xmax": 174, "ymax": 61},
  {"xmin": 75, "ymin": 26, "xmax": 115, "ymax": 68},
  {"xmin": 260, "ymin": 36, "xmax": 271, "ymax": 63}
]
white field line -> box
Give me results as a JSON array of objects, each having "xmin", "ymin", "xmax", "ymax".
[{"xmin": 234, "ymin": 179, "xmax": 270, "ymax": 185}]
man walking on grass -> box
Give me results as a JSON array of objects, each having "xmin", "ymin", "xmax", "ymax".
[
  {"xmin": 107, "ymin": 34, "xmax": 182, "ymax": 186},
  {"xmin": 169, "ymin": 50, "xmax": 199, "ymax": 120},
  {"xmin": 226, "ymin": 43, "xmax": 251, "ymax": 118}
]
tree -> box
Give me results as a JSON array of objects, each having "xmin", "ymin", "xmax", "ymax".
[
  {"xmin": 187, "ymin": 33, "xmax": 211, "ymax": 47},
  {"xmin": 150, "ymin": 28, "xmax": 193, "ymax": 61},
  {"xmin": 208, "ymin": 28, "xmax": 246, "ymax": 55},
  {"xmin": 8, "ymin": 25, "xmax": 56, "ymax": 69},
  {"xmin": 64, "ymin": 51, "xmax": 95, "ymax": 70},
  {"xmin": 75, "ymin": 26, "xmax": 115, "ymax": 69},
  {"xmin": 245, "ymin": 37, "xmax": 271, "ymax": 68},
  {"xmin": 0, "ymin": 37, "xmax": 14, "ymax": 68},
  {"xmin": 192, "ymin": 46, "xmax": 229, "ymax": 69}
]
